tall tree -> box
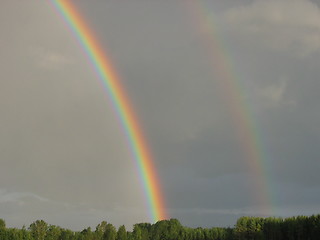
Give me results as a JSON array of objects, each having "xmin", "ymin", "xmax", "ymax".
[
  {"xmin": 0, "ymin": 219, "xmax": 5, "ymax": 229},
  {"xmin": 132, "ymin": 224, "xmax": 142, "ymax": 240},
  {"xmin": 103, "ymin": 224, "xmax": 117, "ymax": 240},
  {"xmin": 60, "ymin": 229, "xmax": 75, "ymax": 240},
  {"xmin": 116, "ymin": 225, "xmax": 127, "ymax": 240},
  {"xmin": 29, "ymin": 220, "xmax": 48, "ymax": 240},
  {"xmin": 95, "ymin": 221, "xmax": 108, "ymax": 240},
  {"xmin": 45, "ymin": 225, "xmax": 61, "ymax": 240}
]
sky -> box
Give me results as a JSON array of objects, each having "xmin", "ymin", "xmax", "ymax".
[{"xmin": 1, "ymin": 0, "xmax": 320, "ymax": 231}]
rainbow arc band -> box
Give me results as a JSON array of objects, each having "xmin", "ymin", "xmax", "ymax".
[
  {"xmin": 186, "ymin": 0, "xmax": 273, "ymax": 214},
  {"xmin": 50, "ymin": 0, "xmax": 168, "ymax": 222}
]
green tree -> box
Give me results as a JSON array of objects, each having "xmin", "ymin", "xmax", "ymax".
[
  {"xmin": 21, "ymin": 225, "xmax": 33, "ymax": 240},
  {"xmin": 45, "ymin": 225, "xmax": 61, "ymax": 240},
  {"xmin": 95, "ymin": 221, "xmax": 108, "ymax": 240},
  {"xmin": 80, "ymin": 227, "xmax": 94, "ymax": 240},
  {"xmin": 103, "ymin": 224, "xmax": 117, "ymax": 240},
  {"xmin": 151, "ymin": 219, "xmax": 183, "ymax": 240},
  {"xmin": 116, "ymin": 225, "xmax": 127, "ymax": 240},
  {"xmin": 96, "ymin": 221, "xmax": 108, "ymax": 233},
  {"xmin": 60, "ymin": 229, "xmax": 75, "ymax": 240},
  {"xmin": 133, "ymin": 223, "xmax": 151, "ymax": 240},
  {"xmin": 7, "ymin": 228, "xmax": 22, "ymax": 240},
  {"xmin": 235, "ymin": 216, "xmax": 248, "ymax": 240},
  {"xmin": 132, "ymin": 224, "xmax": 142, "ymax": 240},
  {"xmin": 0, "ymin": 219, "xmax": 5, "ymax": 229},
  {"xmin": 0, "ymin": 219, "xmax": 7, "ymax": 240},
  {"xmin": 29, "ymin": 220, "xmax": 48, "ymax": 240}
]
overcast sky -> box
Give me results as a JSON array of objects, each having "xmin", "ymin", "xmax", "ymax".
[{"xmin": 1, "ymin": 0, "xmax": 320, "ymax": 231}]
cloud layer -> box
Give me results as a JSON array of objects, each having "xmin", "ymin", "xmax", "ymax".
[
  {"xmin": 1, "ymin": 0, "xmax": 320, "ymax": 230},
  {"xmin": 224, "ymin": 0, "xmax": 320, "ymax": 56}
]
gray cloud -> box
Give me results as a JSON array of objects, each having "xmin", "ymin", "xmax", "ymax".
[
  {"xmin": 1, "ymin": 0, "xmax": 320, "ymax": 230},
  {"xmin": 29, "ymin": 47, "xmax": 74, "ymax": 69},
  {"xmin": 223, "ymin": 0, "xmax": 320, "ymax": 56}
]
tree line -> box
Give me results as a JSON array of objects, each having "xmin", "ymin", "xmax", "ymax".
[{"xmin": 0, "ymin": 214, "xmax": 319, "ymax": 240}]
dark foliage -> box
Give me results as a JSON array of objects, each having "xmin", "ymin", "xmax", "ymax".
[{"xmin": 0, "ymin": 214, "xmax": 319, "ymax": 240}]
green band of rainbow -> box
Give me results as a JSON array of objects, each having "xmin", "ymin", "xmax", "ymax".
[{"xmin": 49, "ymin": 0, "xmax": 168, "ymax": 222}]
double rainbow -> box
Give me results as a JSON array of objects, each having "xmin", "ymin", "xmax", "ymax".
[
  {"xmin": 50, "ymin": 0, "xmax": 274, "ymax": 221},
  {"xmin": 50, "ymin": 0, "xmax": 167, "ymax": 222}
]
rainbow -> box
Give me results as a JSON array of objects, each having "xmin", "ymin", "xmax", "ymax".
[
  {"xmin": 185, "ymin": 1, "xmax": 274, "ymax": 215},
  {"xmin": 49, "ymin": 0, "xmax": 168, "ymax": 222}
]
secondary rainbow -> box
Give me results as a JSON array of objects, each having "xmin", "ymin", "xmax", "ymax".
[
  {"xmin": 185, "ymin": 1, "xmax": 274, "ymax": 215},
  {"xmin": 49, "ymin": 0, "xmax": 168, "ymax": 222}
]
